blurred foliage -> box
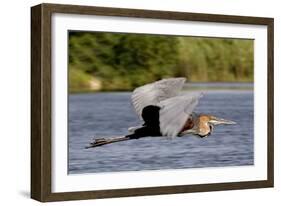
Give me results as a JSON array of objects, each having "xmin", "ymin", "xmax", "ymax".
[
  {"xmin": 177, "ymin": 37, "xmax": 254, "ymax": 82},
  {"xmin": 69, "ymin": 32, "xmax": 253, "ymax": 92},
  {"xmin": 69, "ymin": 66, "xmax": 92, "ymax": 92}
]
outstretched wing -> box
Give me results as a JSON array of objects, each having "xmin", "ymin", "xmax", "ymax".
[
  {"xmin": 131, "ymin": 78, "xmax": 186, "ymax": 119},
  {"xmin": 158, "ymin": 93, "xmax": 202, "ymax": 138}
]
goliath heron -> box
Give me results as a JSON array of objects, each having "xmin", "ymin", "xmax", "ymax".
[{"xmin": 87, "ymin": 77, "xmax": 236, "ymax": 148}]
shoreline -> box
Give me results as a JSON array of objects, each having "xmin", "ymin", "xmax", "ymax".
[{"xmin": 69, "ymin": 82, "xmax": 254, "ymax": 94}]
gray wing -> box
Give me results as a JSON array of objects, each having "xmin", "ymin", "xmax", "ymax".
[
  {"xmin": 158, "ymin": 93, "xmax": 202, "ymax": 138},
  {"xmin": 131, "ymin": 78, "xmax": 186, "ymax": 119}
]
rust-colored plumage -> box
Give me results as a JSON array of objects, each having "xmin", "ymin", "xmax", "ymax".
[{"xmin": 179, "ymin": 114, "xmax": 236, "ymax": 138}]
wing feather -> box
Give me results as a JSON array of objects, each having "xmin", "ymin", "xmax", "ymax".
[
  {"xmin": 131, "ymin": 78, "xmax": 186, "ymax": 119},
  {"xmin": 158, "ymin": 93, "xmax": 202, "ymax": 138}
]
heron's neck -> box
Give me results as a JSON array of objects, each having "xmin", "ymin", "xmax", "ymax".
[{"xmin": 179, "ymin": 113, "xmax": 210, "ymax": 137}]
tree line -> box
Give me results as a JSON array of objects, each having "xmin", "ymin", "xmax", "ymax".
[{"xmin": 68, "ymin": 31, "xmax": 253, "ymax": 92}]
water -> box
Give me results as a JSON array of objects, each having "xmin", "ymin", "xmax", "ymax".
[{"xmin": 68, "ymin": 87, "xmax": 254, "ymax": 174}]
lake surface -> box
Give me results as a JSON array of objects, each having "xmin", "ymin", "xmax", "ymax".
[{"xmin": 68, "ymin": 86, "xmax": 254, "ymax": 174}]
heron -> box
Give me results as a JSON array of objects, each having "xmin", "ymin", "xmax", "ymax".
[{"xmin": 86, "ymin": 77, "xmax": 236, "ymax": 148}]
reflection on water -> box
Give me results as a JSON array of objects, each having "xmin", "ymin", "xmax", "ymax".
[{"xmin": 68, "ymin": 85, "xmax": 254, "ymax": 174}]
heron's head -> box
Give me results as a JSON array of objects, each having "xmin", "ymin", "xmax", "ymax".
[{"xmin": 197, "ymin": 115, "xmax": 236, "ymax": 138}]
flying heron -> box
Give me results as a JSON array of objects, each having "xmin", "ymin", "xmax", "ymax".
[{"xmin": 87, "ymin": 77, "xmax": 236, "ymax": 148}]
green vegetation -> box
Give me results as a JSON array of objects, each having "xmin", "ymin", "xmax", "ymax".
[
  {"xmin": 69, "ymin": 32, "xmax": 253, "ymax": 92},
  {"xmin": 177, "ymin": 38, "xmax": 253, "ymax": 82},
  {"xmin": 69, "ymin": 66, "xmax": 92, "ymax": 92}
]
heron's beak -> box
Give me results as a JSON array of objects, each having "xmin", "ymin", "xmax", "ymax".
[{"xmin": 209, "ymin": 116, "xmax": 236, "ymax": 125}]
